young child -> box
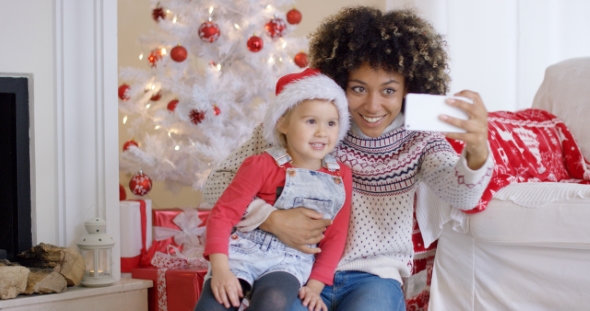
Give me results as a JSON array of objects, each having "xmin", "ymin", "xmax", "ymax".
[{"xmin": 195, "ymin": 68, "xmax": 352, "ymax": 311}]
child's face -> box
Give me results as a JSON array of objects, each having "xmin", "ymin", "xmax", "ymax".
[{"xmin": 277, "ymin": 99, "xmax": 340, "ymax": 170}]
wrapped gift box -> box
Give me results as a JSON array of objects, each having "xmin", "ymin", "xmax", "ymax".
[
  {"xmin": 120, "ymin": 199, "xmax": 153, "ymax": 272},
  {"xmin": 132, "ymin": 267, "xmax": 207, "ymax": 311},
  {"xmin": 151, "ymin": 208, "xmax": 209, "ymax": 255}
]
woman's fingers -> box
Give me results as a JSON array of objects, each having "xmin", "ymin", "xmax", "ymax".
[
  {"xmin": 263, "ymin": 208, "xmax": 330, "ymax": 254},
  {"xmin": 441, "ymin": 90, "xmax": 490, "ymax": 169}
]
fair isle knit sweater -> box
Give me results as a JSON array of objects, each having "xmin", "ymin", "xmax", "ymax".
[{"xmin": 203, "ymin": 114, "xmax": 493, "ymax": 284}]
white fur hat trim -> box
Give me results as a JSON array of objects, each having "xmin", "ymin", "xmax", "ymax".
[{"xmin": 263, "ymin": 73, "xmax": 349, "ymax": 146}]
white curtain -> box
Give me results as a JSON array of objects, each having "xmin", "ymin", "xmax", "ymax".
[{"xmin": 386, "ymin": 0, "xmax": 590, "ymax": 112}]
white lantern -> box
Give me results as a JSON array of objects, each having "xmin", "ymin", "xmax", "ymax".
[{"xmin": 76, "ymin": 217, "xmax": 116, "ymax": 287}]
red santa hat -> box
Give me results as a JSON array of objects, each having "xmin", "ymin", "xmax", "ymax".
[{"xmin": 263, "ymin": 68, "xmax": 350, "ymax": 146}]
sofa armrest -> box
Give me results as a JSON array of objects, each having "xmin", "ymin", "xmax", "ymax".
[{"xmin": 470, "ymin": 183, "xmax": 590, "ymax": 248}]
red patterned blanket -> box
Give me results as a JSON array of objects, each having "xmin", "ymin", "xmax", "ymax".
[{"xmin": 447, "ymin": 108, "xmax": 590, "ymax": 213}]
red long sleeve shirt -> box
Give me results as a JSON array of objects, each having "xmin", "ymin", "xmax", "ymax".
[{"xmin": 204, "ymin": 152, "xmax": 352, "ymax": 285}]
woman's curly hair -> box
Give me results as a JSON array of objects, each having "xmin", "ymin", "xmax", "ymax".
[{"xmin": 308, "ymin": 6, "xmax": 450, "ymax": 95}]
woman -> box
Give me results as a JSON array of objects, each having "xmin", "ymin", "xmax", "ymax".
[{"xmin": 203, "ymin": 6, "xmax": 493, "ymax": 311}]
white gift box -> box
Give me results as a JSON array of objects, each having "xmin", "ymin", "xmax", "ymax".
[{"xmin": 120, "ymin": 199, "xmax": 153, "ymax": 272}]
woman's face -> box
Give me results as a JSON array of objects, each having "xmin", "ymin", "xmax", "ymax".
[{"xmin": 346, "ymin": 63, "xmax": 407, "ymax": 138}]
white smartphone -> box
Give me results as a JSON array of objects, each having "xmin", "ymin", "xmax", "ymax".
[{"xmin": 404, "ymin": 93, "xmax": 471, "ymax": 133}]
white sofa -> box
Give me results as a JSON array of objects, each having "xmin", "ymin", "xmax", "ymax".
[{"xmin": 429, "ymin": 57, "xmax": 590, "ymax": 311}]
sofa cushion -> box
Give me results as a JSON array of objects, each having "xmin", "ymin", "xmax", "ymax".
[
  {"xmin": 447, "ymin": 108, "xmax": 590, "ymax": 213},
  {"xmin": 532, "ymin": 57, "xmax": 590, "ymax": 161},
  {"xmin": 470, "ymin": 182, "xmax": 590, "ymax": 246}
]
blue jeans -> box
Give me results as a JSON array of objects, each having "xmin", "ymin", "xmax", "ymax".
[{"xmin": 289, "ymin": 271, "xmax": 405, "ymax": 311}]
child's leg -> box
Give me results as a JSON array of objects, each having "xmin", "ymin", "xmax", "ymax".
[
  {"xmin": 194, "ymin": 278, "xmax": 251, "ymax": 311},
  {"xmin": 249, "ymin": 271, "xmax": 300, "ymax": 311}
]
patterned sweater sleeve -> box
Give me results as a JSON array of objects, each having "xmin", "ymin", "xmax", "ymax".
[
  {"xmin": 203, "ymin": 124, "xmax": 271, "ymax": 205},
  {"xmin": 419, "ymin": 133, "xmax": 494, "ymax": 210}
]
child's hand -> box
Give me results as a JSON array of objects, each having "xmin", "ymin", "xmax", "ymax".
[
  {"xmin": 211, "ymin": 269, "xmax": 243, "ymax": 308},
  {"xmin": 209, "ymin": 254, "xmax": 243, "ymax": 308},
  {"xmin": 299, "ymin": 279, "xmax": 327, "ymax": 311}
]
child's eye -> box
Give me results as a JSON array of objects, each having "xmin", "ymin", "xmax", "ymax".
[
  {"xmin": 307, "ymin": 119, "xmax": 316, "ymax": 124},
  {"xmin": 328, "ymin": 121, "xmax": 337, "ymax": 127}
]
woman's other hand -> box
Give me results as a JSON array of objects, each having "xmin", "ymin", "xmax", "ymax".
[{"xmin": 259, "ymin": 207, "xmax": 332, "ymax": 254}]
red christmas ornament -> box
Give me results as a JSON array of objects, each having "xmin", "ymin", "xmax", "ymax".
[
  {"xmin": 167, "ymin": 99, "xmax": 179, "ymax": 112},
  {"xmin": 118, "ymin": 84, "xmax": 130, "ymax": 100},
  {"xmin": 148, "ymin": 49, "xmax": 163, "ymax": 67},
  {"xmin": 213, "ymin": 105, "xmax": 221, "ymax": 116},
  {"xmin": 265, "ymin": 18, "xmax": 287, "ymax": 39},
  {"xmin": 119, "ymin": 183, "xmax": 127, "ymax": 201},
  {"xmin": 286, "ymin": 8, "xmax": 302, "ymax": 25},
  {"xmin": 294, "ymin": 52, "xmax": 308, "ymax": 68},
  {"xmin": 123, "ymin": 139, "xmax": 139, "ymax": 151},
  {"xmin": 150, "ymin": 92, "xmax": 161, "ymax": 101},
  {"xmin": 199, "ymin": 21, "xmax": 221, "ymax": 43},
  {"xmin": 129, "ymin": 170, "xmax": 152, "ymax": 196},
  {"xmin": 170, "ymin": 45, "xmax": 188, "ymax": 62},
  {"xmin": 152, "ymin": 6, "xmax": 166, "ymax": 22},
  {"xmin": 247, "ymin": 36, "xmax": 264, "ymax": 52},
  {"xmin": 189, "ymin": 109, "xmax": 206, "ymax": 125}
]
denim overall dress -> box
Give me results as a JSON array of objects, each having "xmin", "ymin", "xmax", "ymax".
[{"xmin": 220, "ymin": 147, "xmax": 346, "ymax": 287}]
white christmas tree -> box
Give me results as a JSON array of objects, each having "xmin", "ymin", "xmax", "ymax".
[{"xmin": 119, "ymin": 0, "xmax": 308, "ymax": 193}]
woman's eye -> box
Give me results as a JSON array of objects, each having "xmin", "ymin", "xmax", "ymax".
[
  {"xmin": 351, "ymin": 86, "xmax": 365, "ymax": 93},
  {"xmin": 383, "ymin": 88, "xmax": 396, "ymax": 95}
]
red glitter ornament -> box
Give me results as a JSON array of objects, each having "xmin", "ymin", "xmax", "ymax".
[
  {"xmin": 129, "ymin": 170, "xmax": 152, "ymax": 196},
  {"xmin": 199, "ymin": 21, "xmax": 221, "ymax": 43},
  {"xmin": 286, "ymin": 8, "xmax": 302, "ymax": 25},
  {"xmin": 152, "ymin": 6, "xmax": 166, "ymax": 22},
  {"xmin": 150, "ymin": 92, "xmax": 161, "ymax": 101},
  {"xmin": 294, "ymin": 52, "xmax": 308, "ymax": 68},
  {"xmin": 213, "ymin": 105, "xmax": 221, "ymax": 116},
  {"xmin": 167, "ymin": 99, "xmax": 179, "ymax": 112},
  {"xmin": 189, "ymin": 109, "xmax": 205, "ymax": 125},
  {"xmin": 170, "ymin": 45, "xmax": 187, "ymax": 62},
  {"xmin": 148, "ymin": 49, "xmax": 163, "ymax": 67},
  {"xmin": 265, "ymin": 18, "xmax": 287, "ymax": 39},
  {"xmin": 247, "ymin": 36, "xmax": 263, "ymax": 52},
  {"xmin": 118, "ymin": 84, "xmax": 130, "ymax": 100},
  {"xmin": 123, "ymin": 139, "xmax": 139, "ymax": 151}
]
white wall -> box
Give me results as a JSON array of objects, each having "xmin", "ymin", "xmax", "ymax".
[
  {"xmin": 0, "ymin": 0, "xmax": 57, "ymax": 247},
  {"xmin": 0, "ymin": 0, "xmax": 120, "ymax": 279},
  {"xmin": 388, "ymin": 0, "xmax": 590, "ymax": 112}
]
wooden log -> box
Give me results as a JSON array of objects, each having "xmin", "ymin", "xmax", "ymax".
[
  {"xmin": 0, "ymin": 266, "xmax": 30, "ymax": 299},
  {"xmin": 16, "ymin": 243, "xmax": 85, "ymax": 286},
  {"xmin": 22, "ymin": 268, "xmax": 68, "ymax": 295}
]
